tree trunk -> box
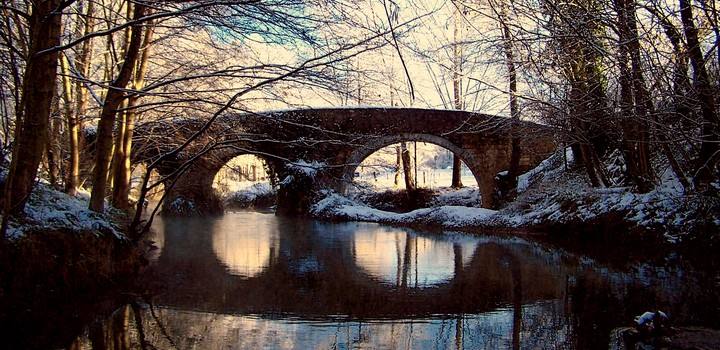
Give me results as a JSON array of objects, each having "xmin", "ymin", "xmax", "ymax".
[
  {"xmin": 614, "ymin": 0, "xmax": 654, "ymax": 192},
  {"xmin": 644, "ymin": 6, "xmax": 692, "ymax": 189},
  {"xmin": 451, "ymin": 1, "xmax": 464, "ymax": 189},
  {"xmin": 497, "ymin": 0, "xmax": 521, "ymax": 193},
  {"xmin": 394, "ymin": 145, "xmax": 401, "ymax": 186},
  {"xmin": 60, "ymin": 54, "xmax": 78, "ymax": 194},
  {"xmin": 112, "ymin": 21, "xmax": 155, "ymax": 210},
  {"xmin": 1, "ymin": 0, "xmax": 63, "ymax": 219},
  {"xmin": 582, "ymin": 146, "xmax": 600, "ymax": 187},
  {"xmin": 451, "ymin": 155, "xmax": 463, "ymax": 188},
  {"xmin": 108, "ymin": 107, "xmax": 126, "ymax": 190},
  {"xmin": 400, "ymin": 142, "xmax": 415, "ymax": 191},
  {"xmin": 680, "ymin": 0, "xmax": 720, "ymax": 187},
  {"xmin": 89, "ymin": 3, "xmax": 146, "ymax": 212},
  {"xmin": 46, "ymin": 96, "xmax": 62, "ymax": 188},
  {"xmin": 626, "ymin": 0, "xmax": 654, "ymax": 191},
  {"xmin": 66, "ymin": 0, "xmax": 95, "ymax": 196}
]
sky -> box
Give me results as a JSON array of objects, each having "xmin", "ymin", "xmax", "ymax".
[{"xmin": 236, "ymin": 0, "xmax": 513, "ymax": 116}]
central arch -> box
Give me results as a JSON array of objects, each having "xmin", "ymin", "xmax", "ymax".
[{"xmin": 340, "ymin": 133, "xmax": 487, "ymax": 205}]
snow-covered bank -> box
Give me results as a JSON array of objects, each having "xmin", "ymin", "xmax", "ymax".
[
  {"xmin": 1, "ymin": 177, "xmax": 144, "ymax": 350},
  {"xmin": 311, "ymin": 149, "xmax": 720, "ymax": 243},
  {"xmin": 223, "ymin": 182, "xmax": 276, "ymax": 209},
  {"xmin": 4, "ymin": 182, "xmax": 125, "ymax": 240},
  {"xmin": 312, "ymin": 192, "xmax": 502, "ymax": 228}
]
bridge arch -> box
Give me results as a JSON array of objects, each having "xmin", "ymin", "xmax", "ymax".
[
  {"xmin": 340, "ymin": 133, "xmax": 488, "ymax": 205},
  {"xmin": 133, "ymin": 108, "xmax": 557, "ymax": 215}
]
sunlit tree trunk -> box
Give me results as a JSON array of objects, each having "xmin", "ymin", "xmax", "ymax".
[
  {"xmin": 112, "ymin": 21, "xmax": 155, "ymax": 210},
  {"xmin": 2, "ymin": 0, "xmax": 63, "ymax": 219},
  {"xmin": 46, "ymin": 96, "xmax": 62, "ymax": 188},
  {"xmin": 66, "ymin": 0, "xmax": 95, "ymax": 196},
  {"xmin": 60, "ymin": 54, "xmax": 76, "ymax": 190},
  {"xmin": 89, "ymin": 3, "xmax": 146, "ymax": 212}
]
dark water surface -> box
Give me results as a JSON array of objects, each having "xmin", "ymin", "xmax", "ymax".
[{"xmin": 70, "ymin": 211, "xmax": 719, "ymax": 349}]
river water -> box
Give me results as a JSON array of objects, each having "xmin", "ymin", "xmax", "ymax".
[{"xmin": 69, "ymin": 211, "xmax": 719, "ymax": 349}]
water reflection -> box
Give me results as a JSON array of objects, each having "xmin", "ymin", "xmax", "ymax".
[
  {"xmin": 353, "ymin": 227, "xmax": 476, "ymax": 287},
  {"xmin": 71, "ymin": 303, "xmax": 571, "ymax": 350},
  {"xmin": 211, "ymin": 213, "xmax": 280, "ymax": 277},
  {"xmin": 68, "ymin": 212, "xmax": 720, "ymax": 349}
]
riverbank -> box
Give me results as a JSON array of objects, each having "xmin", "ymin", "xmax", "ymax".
[
  {"xmin": 0, "ymin": 183, "xmax": 146, "ymax": 349},
  {"xmin": 310, "ymin": 149, "xmax": 720, "ymax": 249}
]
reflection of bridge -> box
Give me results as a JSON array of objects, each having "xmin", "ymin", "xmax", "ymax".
[
  {"xmin": 143, "ymin": 213, "xmax": 565, "ymax": 318},
  {"xmin": 134, "ymin": 108, "xmax": 556, "ymax": 215}
]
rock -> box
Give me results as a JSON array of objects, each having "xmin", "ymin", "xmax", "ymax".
[{"xmin": 610, "ymin": 327, "xmax": 720, "ymax": 350}]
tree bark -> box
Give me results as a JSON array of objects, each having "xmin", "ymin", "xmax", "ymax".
[
  {"xmin": 680, "ymin": 0, "xmax": 720, "ymax": 188},
  {"xmin": 66, "ymin": 0, "xmax": 95, "ymax": 196},
  {"xmin": 60, "ymin": 54, "xmax": 76, "ymax": 192},
  {"xmin": 112, "ymin": 20, "xmax": 155, "ymax": 210},
  {"xmin": 46, "ymin": 96, "xmax": 62, "ymax": 188},
  {"xmin": 89, "ymin": 3, "xmax": 146, "ymax": 212},
  {"xmin": 614, "ymin": 0, "xmax": 654, "ymax": 192},
  {"xmin": 451, "ymin": 1, "xmax": 464, "ymax": 189},
  {"xmin": 451, "ymin": 155, "xmax": 463, "ymax": 188},
  {"xmin": 2, "ymin": 0, "xmax": 63, "ymax": 219},
  {"xmin": 496, "ymin": 0, "xmax": 521, "ymax": 193},
  {"xmin": 394, "ymin": 145, "xmax": 401, "ymax": 186},
  {"xmin": 400, "ymin": 142, "xmax": 415, "ymax": 191}
]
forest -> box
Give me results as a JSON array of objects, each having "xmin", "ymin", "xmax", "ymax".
[
  {"xmin": 0, "ymin": 0, "xmax": 719, "ymax": 348},
  {"xmin": 1, "ymin": 0, "xmax": 718, "ymax": 229}
]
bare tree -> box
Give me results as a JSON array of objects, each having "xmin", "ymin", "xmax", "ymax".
[
  {"xmin": 679, "ymin": 0, "xmax": 719, "ymax": 188},
  {"xmin": 2, "ymin": 0, "xmax": 64, "ymax": 222},
  {"xmin": 89, "ymin": 2, "xmax": 147, "ymax": 212},
  {"xmin": 451, "ymin": 1, "xmax": 464, "ymax": 189}
]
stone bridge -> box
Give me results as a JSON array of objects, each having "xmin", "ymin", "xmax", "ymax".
[{"xmin": 133, "ymin": 107, "xmax": 556, "ymax": 215}]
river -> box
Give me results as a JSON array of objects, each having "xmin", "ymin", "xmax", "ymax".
[{"xmin": 68, "ymin": 211, "xmax": 719, "ymax": 349}]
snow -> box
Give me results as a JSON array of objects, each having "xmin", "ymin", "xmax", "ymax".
[
  {"xmin": 312, "ymin": 192, "xmax": 501, "ymax": 228},
  {"xmin": 310, "ymin": 147, "xmax": 719, "ymax": 242},
  {"xmin": 517, "ymin": 147, "xmax": 573, "ymax": 193},
  {"xmin": 287, "ymin": 160, "xmax": 326, "ymax": 177},
  {"xmin": 224, "ymin": 182, "xmax": 275, "ymax": 204},
  {"xmin": 431, "ymin": 186, "xmax": 481, "ymax": 207},
  {"xmin": 349, "ymin": 142, "xmax": 478, "ymax": 192},
  {"xmin": 279, "ymin": 175, "xmax": 294, "ymax": 186},
  {"xmin": 498, "ymin": 148, "xmax": 719, "ymax": 242},
  {"xmin": 5, "ymin": 183, "xmax": 124, "ymax": 240}
]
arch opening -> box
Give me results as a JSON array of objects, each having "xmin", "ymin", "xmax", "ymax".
[
  {"xmin": 212, "ymin": 154, "xmax": 276, "ymax": 211},
  {"xmin": 342, "ymin": 134, "xmax": 485, "ymax": 211}
]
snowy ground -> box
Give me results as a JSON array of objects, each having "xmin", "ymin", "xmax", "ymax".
[
  {"xmin": 312, "ymin": 148, "xmax": 720, "ymax": 243},
  {"xmin": 223, "ymin": 182, "xmax": 276, "ymax": 207},
  {"xmin": 350, "ymin": 167, "xmax": 477, "ymax": 192},
  {"xmin": 3, "ymin": 182, "xmax": 124, "ymax": 240}
]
